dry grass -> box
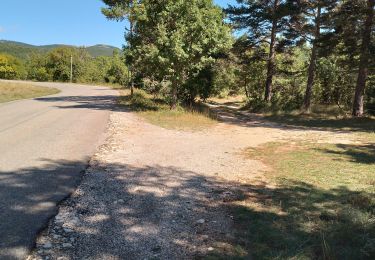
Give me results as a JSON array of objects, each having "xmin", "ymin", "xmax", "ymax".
[
  {"xmin": 233, "ymin": 141, "xmax": 375, "ymax": 259},
  {"xmin": 207, "ymin": 95, "xmax": 246, "ymax": 107},
  {"xmin": 118, "ymin": 89, "xmax": 216, "ymax": 131},
  {"xmin": 0, "ymin": 82, "xmax": 60, "ymax": 103},
  {"xmin": 139, "ymin": 109, "xmax": 216, "ymax": 131}
]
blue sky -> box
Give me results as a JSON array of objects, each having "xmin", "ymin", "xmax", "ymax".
[{"xmin": 0, "ymin": 0, "xmax": 237, "ymax": 48}]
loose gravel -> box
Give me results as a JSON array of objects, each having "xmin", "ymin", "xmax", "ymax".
[{"xmin": 28, "ymin": 104, "xmax": 356, "ymax": 260}]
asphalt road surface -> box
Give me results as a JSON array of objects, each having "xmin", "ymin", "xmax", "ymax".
[{"xmin": 0, "ymin": 81, "xmax": 118, "ymax": 259}]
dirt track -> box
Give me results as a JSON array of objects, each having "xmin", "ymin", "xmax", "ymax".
[{"xmin": 29, "ymin": 103, "xmax": 356, "ymax": 259}]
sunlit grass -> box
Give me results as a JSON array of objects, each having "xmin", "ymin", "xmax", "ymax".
[
  {"xmin": 247, "ymin": 142, "xmax": 375, "ymax": 192},
  {"xmin": 118, "ymin": 89, "xmax": 216, "ymax": 130},
  {"xmin": 0, "ymin": 81, "xmax": 60, "ymax": 103},
  {"xmin": 234, "ymin": 141, "xmax": 375, "ymax": 259}
]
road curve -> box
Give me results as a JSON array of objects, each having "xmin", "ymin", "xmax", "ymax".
[{"xmin": 0, "ymin": 81, "xmax": 118, "ymax": 259}]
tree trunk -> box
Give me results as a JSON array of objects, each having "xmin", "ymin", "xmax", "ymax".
[
  {"xmin": 352, "ymin": 0, "xmax": 374, "ymax": 117},
  {"xmin": 244, "ymin": 76, "xmax": 249, "ymax": 98},
  {"xmin": 129, "ymin": 18, "xmax": 134, "ymax": 96},
  {"xmin": 265, "ymin": 0, "xmax": 279, "ymax": 102},
  {"xmin": 170, "ymin": 83, "xmax": 178, "ymax": 109},
  {"xmin": 303, "ymin": 6, "xmax": 321, "ymax": 112}
]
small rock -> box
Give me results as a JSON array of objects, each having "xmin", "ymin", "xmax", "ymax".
[
  {"xmin": 53, "ymin": 234, "xmax": 61, "ymax": 239},
  {"xmin": 63, "ymin": 228, "xmax": 73, "ymax": 233},
  {"xmin": 151, "ymin": 246, "xmax": 161, "ymax": 252},
  {"xmin": 42, "ymin": 242, "xmax": 52, "ymax": 249},
  {"xmin": 70, "ymin": 237, "xmax": 75, "ymax": 242},
  {"xmin": 196, "ymin": 219, "xmax": 205, "ymax": 224},
  {"xmin": 118, "ymin": 199, "xmax": 124, "ymax": 203},
  {"xmin": 208, "ymin": 247, "xmax": 214, "ymax": 251},
  {"xmin": 201, "ymin": 235, "xmax": 209, "ymax": 241},
  {"xmin": 71, "ymin": 217, "xmax": 80, "ymax": 224},
  {"xmin": 62, "ymin": 243, "xmax": 72, "ymax": 248}
]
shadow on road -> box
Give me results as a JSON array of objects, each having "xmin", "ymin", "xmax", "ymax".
[
  {"xmin": 35, "ymin": 95, "xmax": 119, "ymax": 111},
  {"xmin": 0, "ymin": 159, "xmax": 87, "ymax": 259}
]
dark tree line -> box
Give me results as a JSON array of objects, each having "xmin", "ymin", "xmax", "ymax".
[{"xmin": 227, "ymin": 0, "xmax": 374, "ymax": 116}]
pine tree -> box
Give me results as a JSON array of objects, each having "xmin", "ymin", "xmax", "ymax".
[
  {"xmin": 287, "ymin": 0, "xmax": 338, "ymax": 112},
  {"xmin": 226, "ymin": 0, "xmax": 291, "ymax": 102},
  {"xmin": 353, "ymin": 0, "xmax": 374, "ymax": 116}
]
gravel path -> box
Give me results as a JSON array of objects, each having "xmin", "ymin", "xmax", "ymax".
[{"xmin": 28, "ymin": 104, "xmax": 356, "ymax": 260}]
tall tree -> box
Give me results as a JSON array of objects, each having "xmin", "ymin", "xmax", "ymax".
[
  {"xmin": 226, "ymin": 0, "xmax": 291, "ymax": 102},
  {"xmin": 287, "ymin": 0, "xmax": 338, "ymax": 112},
  {"xmin": 129, "ymin": 0, "xmax": 232, "ymax": 108},
  {"xmin": 353, "ymin": 0, "xmax": 374, "ymax": 116},
  {"xmin": 102, "ymin": 0, "xmax": 137, "ymax": 95}
]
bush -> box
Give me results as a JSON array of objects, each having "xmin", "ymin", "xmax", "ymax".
[{"xmin": 0, "ymin": 53, "xmax": 27, "ymax": 79}]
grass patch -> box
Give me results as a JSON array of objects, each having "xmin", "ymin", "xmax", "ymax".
[
  {"xmin": 261, "ymin": 103, "xmax": 375, "ymax": 140},
  {"xmin": 266, "ymin": 113, "xmax": 375, "ymax": 132},
  {"xmin": 0, "ymin": 81, "xmax": 60, "ymax": 103},
  {"xmin": 233, "ymin": 141, "xmax": 375, "ymax": 259},
  {"xmin": 118, "ymin": 89, "xmax": 216, "ymax": 130}
]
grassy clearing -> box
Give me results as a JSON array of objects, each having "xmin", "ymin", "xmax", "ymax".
[
  {"xmin": 0, "ymin": 82, "xmax": 60, "ymax": 103},
  {"xmin": 118, "ymin": 89, "xmax": 216, "ymax": 130},
  {"xmin": 262, "ymin": 104, "xmax": 375, "ymax": 141},
  {"xmin": 232, "ymin": 141, "xmax": 375, "ymax": 259}
]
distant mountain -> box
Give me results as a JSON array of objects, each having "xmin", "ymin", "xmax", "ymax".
[{"xmin": 0, "ymin": 40, "xmax": 120, "ymax": 59}]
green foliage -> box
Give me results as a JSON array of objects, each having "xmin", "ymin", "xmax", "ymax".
[
  {"xmin": 0, "ymin": 46, "xmax": 129, "ymax": 85},
  {"xmin": 242, "ymin": 45, "xmax": 309, "ymax": 112},
  {"xmin": 211, "ymin": 54, "xmax": 243, "ymax": 98},
  {"xmin": 0, "ymin": 53, "xmax": 27, "ymax": 79},
  {"xmin": 129, "ymin": 0, "xmax": 233, "ymax": 106},
  {"xmin": 46, "ymin": 47, "xmax": 80, "ymax": 82},
  {"xmin": 106, "ymin": 52, "xmax": 129, "ymax": 85},
  {"xmin": 25, "ymin": 53, "xmax": 51, "ymax": 81},
  {"xmin": 224, "ymin": 0, "xmax": 373, "ymax": 116},
  {"xmin": 315, "ymin": 56, "xmax": 356, "ymax": 109}
]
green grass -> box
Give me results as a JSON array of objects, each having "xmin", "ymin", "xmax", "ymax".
[
  {"xmin": 0, "ymin": 81, "xmax": 60, "ymax": 103},
  {"xmin": 118, "ymin": 89, "xmax": 216, "ymax": 130},
  {"xmin": 231, "ymin": 141, "xmax": 375, "ymax": 259}
]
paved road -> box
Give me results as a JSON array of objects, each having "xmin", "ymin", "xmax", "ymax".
[{"xmin": 0, "ymin": 81, "xmax": 118, "ymax": 259}]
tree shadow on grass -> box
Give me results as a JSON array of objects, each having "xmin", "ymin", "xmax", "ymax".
[
  {"xmin": 230, "ymin": 181, "xmax": 375, "ymax": 260},
  {"xmin": 264, "ymin": 114, "xmax": 375, "ymax": 133},
  {"xmin": 315, "ymin": 143, "xmax": 375, "ymax": 164},
  {"xmin": 203, "ymin": 102, "xmax": 375, "ymax": 134}
]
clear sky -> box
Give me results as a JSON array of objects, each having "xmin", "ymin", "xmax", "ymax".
[{"xmin": 0, "ymin": 0, "xmax": 237, "ymax": 48}]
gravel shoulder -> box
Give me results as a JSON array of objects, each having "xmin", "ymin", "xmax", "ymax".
[{"xmin": 28, "ymin": 104, "xmax": 357, "ymax": 260}]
